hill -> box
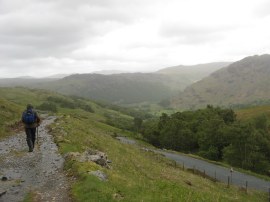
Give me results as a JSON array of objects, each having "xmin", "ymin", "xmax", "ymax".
[
  {"xmin": 36, "ymin": 73, "xmax": 173, "ymax": 104},
  {"xmin": 236, "ymin": 104, "xmax": 270, "ymax": 121},
  {"xmin": 172, "ymin": 54, "xmax": 270, "ymax": 109},
  {"xmin": 0, "ymin": 62, "xmax": 229, "ymax": 105},
  {"xmin": 0, "ymin": 87, "xmax": 266, "ymax": 201},
  {"xmin": 156, "ymin": 62, "xmax": 231, "ymax": 91},
  {"xmin": 0, "ymin": 98, "xmax": 22, "ymax": 138},
  {"xmin": 33, "ymin": 62, "xmax": 230, "ymax": 104},
  {"xmin": 0, "ymin": 77, "xmax": 59, "ymax": 87},
  {"xmin": 92, "ymin": 70, "xmax": 129, "ymax": 75}
]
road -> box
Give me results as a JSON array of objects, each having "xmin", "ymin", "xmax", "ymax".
[
  {"xmin": 157, "ymin": 150, "xmax": 270, "ymax": 192},
  {"xmin": 117, "ymin": 136, "xmax": 270, "ymax": 192}
]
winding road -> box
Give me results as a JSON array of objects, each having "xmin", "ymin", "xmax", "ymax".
[
  {"xmin": 116, "ymin": 136, "xmax": 270, "ymax": 192},
  {"xmin": 157, "ymin": 150, "xmax": 270, "ymax": 192}
]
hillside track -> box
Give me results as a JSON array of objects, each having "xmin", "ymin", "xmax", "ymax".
[{"xmin": 0, "ymin": 116, "xmax": 71, "ymax": 202}]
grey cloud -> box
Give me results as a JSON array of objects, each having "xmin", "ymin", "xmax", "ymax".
[
  {"xmin": 0, "ymin": 0, "xmax": 162, "ymax": 77},
  {"xmin": 254, "ymin": 1, "xmax": 270, "ymax": 18},
  {"xmin": 159, "ymin": 23, "xmax": 229, "ymax": 45},
  {"xmin": 0, "ymin": 9, "xmax": 88, "ymax": 59},
  {"xmin": 0, "ymin": 0, "xmax": 149, "ymax": 60},
  {"xmin": 51, "ymin": 0, "xmax": 153, "ymax": 23}
]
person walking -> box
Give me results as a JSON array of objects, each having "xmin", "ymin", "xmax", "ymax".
[{"xmin": 21, "ymin": 104, "xmax": 41, "ymax": 152}]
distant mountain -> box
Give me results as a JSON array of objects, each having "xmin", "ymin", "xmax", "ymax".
[
  {"xmin": 46, "ymin": 74, "xmax": 72, "ymax": 78},
  {"xmin": 37, "ymin": 73, "xmax": 173, "ymax": 104},
  {"xmin": 0, "ymin": 62, "xmax": 231, "ymax": 105},
  {"xmin": 156, "ymin": 62, "xmax": 231, "ymax": 91},
  {"xmin": 16, "ymin": 76, "xmax": 35, "ymax": 79},
  {"xmin": 172, "ymin": 54, "xmax": 270, "ymax": 109},
  {"xmin": 92, "ymin": 70, "xmax": 129, "ymax": 75},
  {"xmin": 0, "ymin": 78, "xmax": 59, "ymax": 87}
]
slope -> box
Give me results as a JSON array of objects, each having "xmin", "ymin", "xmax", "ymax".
[
  {"xmin": 173, "ymin": 54, "xmax": 270, "ymax": 109},
  {"xmin": 0, "ymin": 87, "xmax": 267, "ymax": 201},
  {"xmin": 35, "ymin": 62, "xmax": 230, "ymax": 105},
  {"xmin": 0, "ymin": 78, "xmax": 58, "ymax": 87},
  {"xmin": 156, "ymin": 62, "xmax": 231, "ymax": 91},
  {"xmin": 36, "ymin": 73, "xmax": 173, "ymax": 104},
  {"xmin": 0, "ymin": 98, "xmax": 22, "ymax": 139},
  {"xmin": 236, "ymin": 104, "xmax": 270, "ymax": 121},
  {"xmin": 0, "ymin": 62, "xmax": 230, "ymax": 105}
]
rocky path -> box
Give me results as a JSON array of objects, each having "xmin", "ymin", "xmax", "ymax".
[{"xmin": 0, "ymin": 116, "xmax": 71, "ymax": 202}]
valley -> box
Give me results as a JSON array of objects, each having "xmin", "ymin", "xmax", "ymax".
[
  {"xmin": 0, "ymin": 87, "xmax": 268, "ymax": 201},
  {"xmin": 1, "ymin": 54, "xmax": 270, "ymax": 201}
]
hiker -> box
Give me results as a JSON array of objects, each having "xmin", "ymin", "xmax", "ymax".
[{"xmin": 21, "ymin": 104, "xmax": 41, "ymax": 152}]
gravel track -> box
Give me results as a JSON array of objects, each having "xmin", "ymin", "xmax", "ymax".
[{"xmin": 0, "ymin": 116, "xmax": 71, "ymax": 202}]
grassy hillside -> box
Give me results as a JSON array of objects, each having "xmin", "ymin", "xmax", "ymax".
[
  {"xmin": 157, "ymin": 62, "xmax": 231, "ymax": 91},
  {"xmin": 236, "ymin": 105, "xmax": 270, "ymax": 121},
  {"xmin": 35, "ymin": 73, "xmax": 173, "ymax": 105},
  {"xmin": 0, "ymin": 78, "xmax": 58, "ymax": 87},
  {"xmin": 173, "ymin": 54, "xmax": 270, "ymax": 109},
  {"xmin": 0, "ymin": 98, "xmax": 22, "ymax": 138},
  {"xmin": 0, "ymin": 63, "xmax": 230, "ymax": 106},
  {"xmin": 0, "ymin": 87, "xmax": 267, "ymax": 201}
]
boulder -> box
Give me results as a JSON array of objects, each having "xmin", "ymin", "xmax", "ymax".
[
  {"xmin": 65, "ymin": 149, "xmax": 110, "ymax": 168},
  {"xmin": 0, "ymin": 190, "xmax": 7, "ymax": 197},
  {"xmin": 88, "ymin": 170, "xmax": 108, "ymax": 181}
]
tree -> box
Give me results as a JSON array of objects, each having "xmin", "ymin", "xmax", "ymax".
[
  {"xmin": 134, "ymin": 117, "xmax": 143, "ymax": 132},
  {"xmin": 142, "ymin": 119, "xmax": 160, "ymax": 146}
]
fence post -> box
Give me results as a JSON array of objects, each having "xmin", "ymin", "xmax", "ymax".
[
  {"xmin": 245, "ymin": 181, "xmax": 248, "ymax": 193},
  {"xmin": 227, "ymin": 176, "xmax": 230, "ymax": 188},
  {"xmin": 230, "ymin": 168, "xmax": 233, "ymax": 184},
  {"xmin": 268, "ymin": 187, "xmax": 270, "ymax": 202}
]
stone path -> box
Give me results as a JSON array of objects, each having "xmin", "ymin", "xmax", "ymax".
[{"xmin": 0, "ymin": 116, "xmax": 71, "ymax": 202}]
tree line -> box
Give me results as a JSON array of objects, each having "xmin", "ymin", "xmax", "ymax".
[{"xmin": 142, "ymin": 105, "xmax": 270, "ymax": 174}]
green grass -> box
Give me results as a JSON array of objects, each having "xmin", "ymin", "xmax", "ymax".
[
  {"xmin": 0, "ymin": 98, "xmax": 23, "ymax": 139},
  {"xmin": 22, "ymin": 192, "xmax": 35, "ymax": 202},
  {"xmin": 126, "ymin": 102, "xmax": 177, "ymax": 117},
  {"xmin": 236, "ymin": 105, "xmax": 270, "ymax": 120},
  {"xmin": 168, "ymin": 150, "xmax": 270, "ymax": 182},
  {"xmin": 51, "ymin": 109, "xmax": 268, "ymax": 202},
  {"xmin": 1, "ymin": 87, "xmax": 268, "ymax": 201}
]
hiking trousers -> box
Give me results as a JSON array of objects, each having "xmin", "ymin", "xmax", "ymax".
[{"xmin": 25, "ymin": 128, "xmax": 36, "ymax": 151}]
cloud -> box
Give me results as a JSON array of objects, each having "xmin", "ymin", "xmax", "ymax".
[
  {"xmin": 0, "ymin": 0, "xmax": 147, "ymax": 60},
  {"xmin": 159, "ymin": 23, "xmax": 228, "ymax": 45},
  {"xmin": 254, "ymin": 0, "xmax": 270, "ymax": 18},
  {"xmin": 0, "ymin": 0, "xmax": 270, "ymax": 77},
  {"xmin": 0, "ymin": 6, "xmax": 86, "ymax": 59}
]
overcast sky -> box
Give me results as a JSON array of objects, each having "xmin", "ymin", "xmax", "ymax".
[{"xmin": 0, "ymin": 0, "xmax": 270, "ymax": 77}]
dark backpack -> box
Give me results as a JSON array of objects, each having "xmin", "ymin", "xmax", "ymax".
[{"xmin": 22, "ymin": 109, "xmax": 36, "ymax": 124}]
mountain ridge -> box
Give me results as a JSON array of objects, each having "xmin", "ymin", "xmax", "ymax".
[
  {"xmin": 0, "ymin": 62, "xmax": 229, "ymax": 105},
  {"xmin": 172, "ymin": 54, "xmax": 270, "ymax": 109},
  {"xmin": 38, "ymin": 62, "xmax": 231, "ymax": 104}
]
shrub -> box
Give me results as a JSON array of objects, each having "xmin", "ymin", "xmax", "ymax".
[{"xmin": 37, "ymin": 102, "xmax": 58, "ymax": 112}]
